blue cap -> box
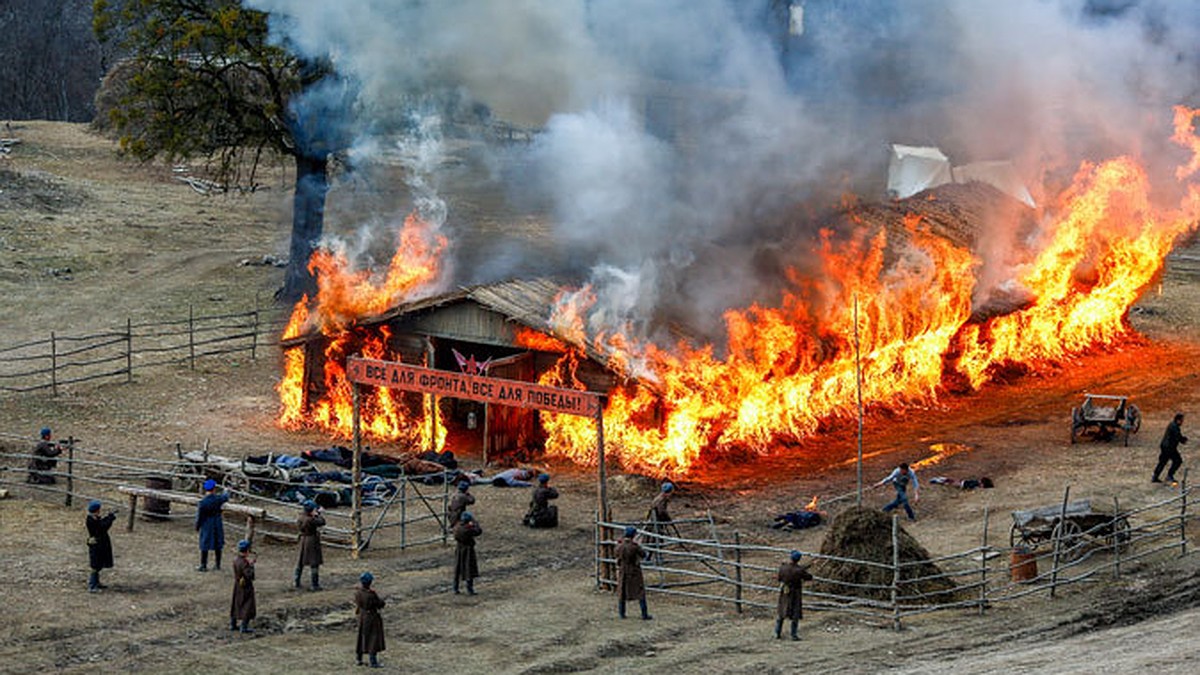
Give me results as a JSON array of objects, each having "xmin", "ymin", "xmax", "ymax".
[
  {"xmin": 624, "ymin": 526, "xmax": 637, "ymax": 538},
  {"xmin": 237, "ymin": 539, "xmax": 251, "ymax": 552},
  {"xmin": 40, "ymin": 427, "xmax": 51, "ymax": 439},
  {"xmin": 538, "ymin": 473, "xmax": 550, "ymax": 483},
  {"xmin": 303, "ymin": 500, "xmax": 317, "ymax": 513},
  {"xmin": 203, "ymin": 479, "xmax": 217, "ymax": 491},
  {"xmin": 461, "ymin": 512, "xmax": 473, "ymax": 522},
  {"xmin": 791, "ymin": 550, "xmax": 802, "ymax": 562},
  {"xmin": 662, "ymin": 481, "xmax": 674, "ymax": 493},
  {"xmin": 88, "ymin": 500, "xmax": 101, "ymax": 513},
  {"xmin": 458, "ymin": 480, "xmax": 470, "ymax": 492},
  {"xmin": 360, "ymin": 572, "xmax": 374, "ymax": 585}
]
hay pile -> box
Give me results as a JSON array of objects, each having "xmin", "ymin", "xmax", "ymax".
[{"xmin": 809, "ymin": 506, "xmax": 961, "ymax": 605}]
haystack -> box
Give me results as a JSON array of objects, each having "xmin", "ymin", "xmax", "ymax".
[{"xmin": 809, "ymin": 506, "xmax": 960, "ymax": 605}]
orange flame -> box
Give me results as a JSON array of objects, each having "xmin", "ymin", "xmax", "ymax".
[
  {"xmin": 276, "ymin": 211, "xmax": 448, "ymax": 446},
  {"xmin": 538, "ymin": 109, "xmax": 1200, "ymax": 477}
]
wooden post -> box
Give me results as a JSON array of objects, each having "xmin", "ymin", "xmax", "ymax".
[
  {"xmin": 1050, "ymin": 485, "xmax": 1070, "ymax": 598},
  {"xmin": 351, "ymin": 382, "xmax": 362, "ymax": 559},
  {"xmin": 401, "ymin": 477, "xmax": 409, "ymax": 549},
  {"xmin": 64, "ymin": 438, "xmax": 74, "ymax": 507},
  {"xmin": 594, "ymin": 511, "xmax": 601, "ymax": 590},
  {"xmin": 596, "ymin": 400, "xmax": 608, "ymax": 523},
  {"xmin": 1112, "ymin": 496, "xmax": 1121, "ymax": 579},
  {"xmin": 891, "ymin": 514, "xmax": 901, "ymax": 630},
  {"xmin": 250, "ymin": 309, "xmax": 259, "ymax": 361},
  {"xmin": 50, "ymin": 330, "xmax": 58, "ymax": 397},
  {"xmin": 125, "ymin": 318, "xmax": 133, "ymax": 383},
  {"xmin": 854, "ymin": 296, "xmax": 864, "ymax": 506},
  {"xmin": 482, "ymin": 403, "xmax": 490, "ymax": 466},
  {"xmin": 126, "ymin": 494, "xmax": 137, "ymax": 531},
  {"xmin": 425, "ymin": 338, "xmax": 436, "ymax": 454},
  {"xmin": 188, "ymin": 305, "xmax": 195, "ymax": 370},
  {"xmin": 1180, "ymin": 469, "xmax": 1189, "ymax": 558},
  {"xmin": 734, "ymin": 531, "xmax": 743, "ymax": 614},
  {"xmin": 979, "ymin": 506, "xmax": 989, "ymax": 615}
]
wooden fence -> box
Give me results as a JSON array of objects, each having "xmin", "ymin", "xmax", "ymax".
[
  {"xmin": 596, "ymin": 476, "xmax": 1195, "ymax": 629},
  {"xmin": 0, "ymin": 303, "xmax": 291, "ymax": 395},
  {"xmin": 0, "ymin": 433, "xmax": 452, "ymax": 554}
]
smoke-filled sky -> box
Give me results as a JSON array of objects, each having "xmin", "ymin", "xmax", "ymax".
[{"xmin": 248, "ymin": 0, "xmax": 1200, "ymax": 343}]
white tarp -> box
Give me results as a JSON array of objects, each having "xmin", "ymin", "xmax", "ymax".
[
  {"xmin": 887, "ymin": 144, "xmax": 952, "ymax": 199},
  {"xmin": 952, "ymin": 160, "xmax": 1036, "ymax": 208}
]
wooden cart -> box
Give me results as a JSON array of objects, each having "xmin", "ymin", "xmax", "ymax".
[
  {"xmin": 1010, "ymin": 499, "xmax": 1131, "ymax": 562},
  {"xmin": 1070, "ymin": 393, "xmax": 1141, "ymax": 446}
]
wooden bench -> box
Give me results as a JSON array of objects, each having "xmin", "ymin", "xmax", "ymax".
[{"xmin": 117, "ymin": 484, "xmax": 267, "ymax": 542}]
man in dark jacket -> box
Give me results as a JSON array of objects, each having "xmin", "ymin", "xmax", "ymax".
[
  {"xmin": 524, "ymin": 473, "xmax": 559, "ymax": 528},
  {"xmin": 1153, "ymin": 412, "xmax": 1188, "ymax": 483},
  {"xmin": 453, "ymin": 512, "xmax": 482, "ymax": 595},
  {"xmin": 447, "ymin": 480, "xmax": 475, "ymax": 529},
  {"xmin": 615, "ymin": 526, "xmax": 652, "ymax": 620},
  {"xmin": 28, "ymin": 427, "xmax": 63, "ymax": 484},
  {"xmin": 230, "ymin": 539, "xmax": 256, "ymax": 633},
  {"xmin": 195, "ymin": 479, "xmax": 229, "ymax": 571},
  {"xmin": 648, "ymin": 482, "xmax": 674, "ymax": 524},
  {"xmin": 355, "ymin": 572, "xmax": 386, "ymax": 668},
  {"xmin": 775, "ymin": 550, "xmax": 814, "ymax": 640},
  {"xmin": 295, "ymin": 500, "xmax": 325, "ymax": 591},
  {"xmin": 85, "ymin": 500, "xmax": 116, "ymax": 592}
]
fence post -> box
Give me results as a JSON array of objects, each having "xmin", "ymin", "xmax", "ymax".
[
  {"xmin": 64, "ymin": 437, "xmax": 75, "ymax": 507},
  {"xmin": 891, "ymin": 514, "xmax": 901, "ymax": 631},
  {"xmin": 594, "ymin": 511, "xmax": 601, "ymax": 590},
  {"xmin": 251, "ymin": 308, "xmax": 259, "ymax": 361},
  {"xmin": 1050, "ymin": 484, "xmax": 1070, "ymax": 598},
  {"xmin": 979, "ymin": 506, "xmax": 989, "ymax": 614},
  {"xmin": 734, "ymin": 531, "xmax": 743, "ymax": 614},
  {"xmin": 50, "ymin": 330, "xmax": 58, "ymax": 397},
  {"xmin": 1112, "ymin": 496, "xmax": 1121, "ymax": 579},
  {"xmin": 188, "ymin": 305, "xmax": 196, "ymax": 370},
  {"xmin": 400, "ymin": 478, "xmax": 408, "ymax": 550},
  {"xmin": 1181, "ymin": 469, "xmax": 1189, "ymax": 558},
  {"xmin": 125, "ymin": 318, "xmax": 133, "ymax": 383}
]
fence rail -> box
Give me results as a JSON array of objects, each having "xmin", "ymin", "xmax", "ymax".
[
  {"xmin": 0, "ymin": 303, "xmax": 292, "ymax": 395},
  {"xmin": 595, "ymin": 476, "xmax": 1195, "ymax": 629}
]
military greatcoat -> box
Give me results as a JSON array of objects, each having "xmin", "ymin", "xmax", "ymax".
[
  {"xmin": 615, "ymin": 537, "xmax": 646, "ymax": 601},
  {"xmin": 453, "ymin": 520, "xmax": 482, "ymax": 582},
  {"xmin": 355, "ymin": 587, "xmax": 387, "ymax": 655},
  {"xmin": 231, "ymin": 555, "xmax": 257, "ymax": 622},
  {"xmin": 776, "ymin": 560, "xmax": 813, "ymax": 620},
  {"xmin": 87, "ymin": 512, "xmax": 116, "ymax": 570},
  {"xmin": 296, "ymin": 511, "xmax": 325, "ymax": 567}
]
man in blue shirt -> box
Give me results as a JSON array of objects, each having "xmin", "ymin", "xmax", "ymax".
[{"xmin": 873, "ymin": 462, "xmax": 919, "ymax": 521}]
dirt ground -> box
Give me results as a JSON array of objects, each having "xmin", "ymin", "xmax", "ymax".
[{"xmin": 2, "ymin": 122, "xmax": 1200, "ymax": 674}]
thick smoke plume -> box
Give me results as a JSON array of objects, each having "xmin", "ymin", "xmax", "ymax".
[{"xmin": 250, "ymin": 0, "xmax": 1200, "ymax": 345}]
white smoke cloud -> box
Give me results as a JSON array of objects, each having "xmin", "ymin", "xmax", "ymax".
[{"xmin": 248, "ymin": 0, "xmax": 1200, "ymax": 344}]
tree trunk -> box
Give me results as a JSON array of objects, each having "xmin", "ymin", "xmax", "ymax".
[{"xmin": 279, "ymin": 153, "xmax": 329, "ymax": 303}]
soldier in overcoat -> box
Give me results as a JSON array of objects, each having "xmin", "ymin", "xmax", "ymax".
[
  {"xmin": 524, "ymin": 473, "xmax": 559, "ymax": 528},
  {"xmin": 230, "ymin": 539, "xmax": 256, "ymax": 633},
  {"xmin": 295, "ymin": 500, "xmax": 325, "ymax": 591},
  {"xmin": 775, "ymin": 550, "xmax": 813, "ymax": 640},
  {"xmin": 453, "ymin": 511, "xmax": 482, "ymax": 595},
  {"xmin": 447, "ymin": 480, "xmax": 475, "ymax": 529},
  {"xmin": 195, "ymin": 479, "xmax": 230, "ymax": 571},
  {"xmin": 85, "ymin": 500, "xmax": 116, "ymax": 592},
  {"xmin": 615, "ymin": 526, "xmax": 652, "ymax": 620},
  {"xmin": 355, "ymin": 572, "xmax": 386, "ymax": 668}
]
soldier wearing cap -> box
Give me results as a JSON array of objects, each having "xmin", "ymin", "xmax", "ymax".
[
  {"xmin": 195, "ymin": 479, "xmax": 230, "ymax": 572},
  {"xmin": 447, "ymin": 479, "xmax": 475, "ymax": 529},
  {"xmin": 27, "ymin": 427, "xmax": 63, "ymax": 484},
  {"xmin": 775, "ymin": 550, "xmax": 813, "ymax": 640},
  {"xmin": 615, "ymin": 526, "xmax": 652, "ymax": 620},
  {"xmin": 453, "ymin": 512, "xmax": 482, "ymax": 595},
  {"xmin": 295, "ymin": 500, "xmax": 325, "ymax": 591},
  {"xmin": 355, "ymin": 572, "xmax": 386, "ymax": 668},
  {"xmin": 85, "ymin": 500, "xmax": 116, "ymax": 592},
  {"xmin": 523, "ymin": 473, "xmax": 559, "ymax": 528},
  {"xmin": 230, "ymin": 539, "xmax": 257, "ymax": 633}
]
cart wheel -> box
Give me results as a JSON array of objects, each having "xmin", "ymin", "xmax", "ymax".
[
  {"xmin": 1010, "ymin": 523, "xmax": 1020, "ymax": 548},
  {"xmin": 1070, "ymin": 407, "xmax": 1080, "ymax": 444},
  {"xmin": 223, "ymin": 474, "xmax": 249, "ymax": 502},
  {"xmin": 1109, "ymin": 516, "xmax": 1132, "ymax": 552},
  {"xmin": 173, "ymin": 462, "xmax": 203, "ymax": 492},
  {"xmin": 1052, "ymin": 519, "xmax": 1085, "ymax": 562}
]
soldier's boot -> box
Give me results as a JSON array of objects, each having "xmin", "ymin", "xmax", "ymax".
[
  {"xmin": 639, "ymin": 598, "xmax": 652, "ymax": 620},
  {"xmin": 88, "ymin": 571, "xmax": 100, "ymax": 593},
  {"xmin": 790, "ymin": 620, "xmax": 800, "ymax": 641},
  {"xmin": 229, "ymin": 617, "xmax": 238, "ymax": 631},
  {"xmin": 356, "ymin": 652, "xmax": 364, "ymax": 666},
  {"xmin": 294, "ymin": 567, "xmax": 303, "ymax": 589},
  {"xmin": 240, "ymin": 619, "xmax": 254, "ymax": 634},
  {"xmin": 618, "ymin": 599, "xmax": 627, "ymax": 619},
  {"xmin": 369, "ymin": 654, "xmax": 381, "ymax": 668},
  {"xmin": 197, "ymin": 550, "xmax": 209, "ymax": 572},
  {"xmin": 310, "ymin": 567, "xmax": 322, "ymax": 591},
  {"xmin": 774, "ymin": 618, "xmax": 783, "ymax": 639},
  {"xmin": 213, "ymin": 549, "xmax": 222, "ymax": 571},
  {"xmin": 466, "ymin": 579, "xmax": 476, "ymax": 595}
]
